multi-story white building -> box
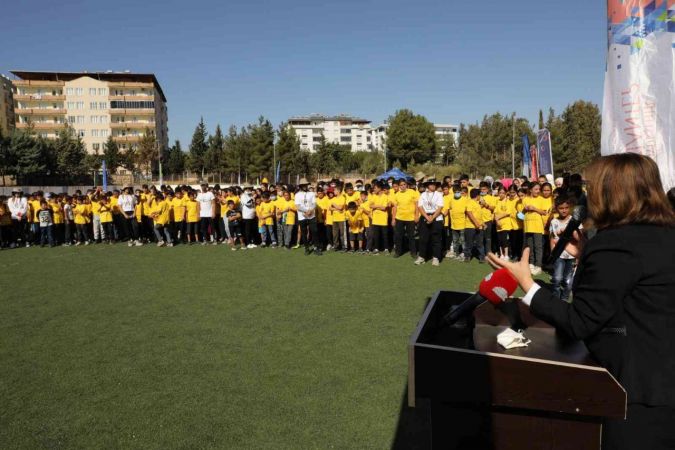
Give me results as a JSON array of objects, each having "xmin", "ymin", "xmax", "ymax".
[
  {"xmin": 0, "ymin": 74, "xmax": 14, "ymax": 135},
  {"xmin": 11, "ymin": 70, "xmax": 168, "ymax": 154},
  {"xmin": 370, "ymin": 122, "xmax": 459, "ymax": 152},
  {"xmin": 287, "ymin": 114, "xmax": 373, "ymax": 152}
]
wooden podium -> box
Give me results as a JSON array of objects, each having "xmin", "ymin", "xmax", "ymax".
[{"xmin": 408, "ymin": 291, "xmax": 626, "ymax": 450}]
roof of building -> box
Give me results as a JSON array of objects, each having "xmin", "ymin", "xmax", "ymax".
[
  {"xmin": 10, "ymin": 70, "xmax": 167, "ymax": 102},
  {"xmin": 288, "ymin": 114, "xmax": 371, "ymax": 124}
]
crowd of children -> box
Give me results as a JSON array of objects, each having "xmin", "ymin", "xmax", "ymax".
[{"xmin": 0, "ymin": 173, "xmax": 588, "ymax": 298}]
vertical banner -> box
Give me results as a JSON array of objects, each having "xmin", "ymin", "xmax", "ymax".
[
  {"xmin": 530, "ymin": 144, "xmax": 539, "ymax": 180},
  {"xmin": 536, "ymin": 129, "xmax": 554, "ymax": 177},
  {"xmin": 521, "ymin": 135, "xmax": 531, "ymax": 177},
  {"xmin": 101, "ymin": 160, "xmax": 108, "ymax": 191},
  {"xmin": 275, "ymin": 161, "xmax": 281, "ymax": 184},
  {"xmin": 602, "ymin": 0, "xmax": 675, "ymax": 189}
]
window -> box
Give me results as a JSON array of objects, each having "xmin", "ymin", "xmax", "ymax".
[
  {"xmin": 89, "ymin": 88, "xmax": 97, "ymax": 96},
  {"xmin": 340, "ymin": 136, "xmax": 352, "ymax": 143},
  {"xmin": 100, "ymin": 116, "xmax": 108, "ymax": 124},
  {"xmin": 313, "ymin": 137, "xmax": 322, "ymax": 143},
  {"xmin": 91, "ymin": 129, "xmax": 99, "ymax": 137},
  {"xmin": 91, "ymin": 116, "xmax": 99, "ymax": 124},
  {"xmin": 75, "ymin": 88, "xmax": 83, "ymax": 96},
  {"xmin": 98, "ymin": 88, "xmax": 107, "ymax": 95},
  {"xmin": 101, "ymin": 129, "xmax": 109, "ymax": 137},
  {"xmin": 77, "ymin": 102, "xmax": 84, "ymax": 110},
  {"xmin": 341, "ymin": 128, "xmax": 352, "ymax": 134},
  {"xmin": 110, "ymin": 100, "xmax": 154, "ymax": 109},
  {"xmin": 67, "ymin": 116, "xmax": 76, "ymax": 124},
  {"xmin": 78, "ymin": 129, "xmax": 85, "ymax": 138},
  {"xmin": 90, "ymin": 102, "xmax": 98, "ymax": 110},
  {"xmin": 67, "ymin": 101, "xmax": 75, "ymax": 109},
  {"xmin": 66, "ymin": 88, "xmax": 74, "ymax": 95},
  {"xmin": 92, "ymin": 143, "xmax": 100, "ymax": 151},
  {"xmin": 99, "ymin": 102, "xmax": 107, "ymax": 109}
]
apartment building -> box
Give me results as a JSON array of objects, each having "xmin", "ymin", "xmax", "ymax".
[
  {"xmin": 370, "ymin": 122, "xmax": 459, "ymax": 152},
  {"xmin": 288, "ymin": 114, "xmax": 373, "ymax": 152},
  {"xmin": 11, "ymin": 70, "xmax": 168, "ymax": 154},
  {"xmin": 0, "ymin": 74, "xmax": 15, "ymax": 134}
]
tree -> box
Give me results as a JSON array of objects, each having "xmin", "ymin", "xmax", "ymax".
[
  {"xmin": 204, "ymin": 124, "xmax": 225, "ymax": 174},
  {"xmin": 385, "ymin": 109, "xmax": 436, "ymax": 169},
  {"xmin": 10, "ymin": 131, "xmax": 50, "ymax": 184},
  {"xmin": 136, "ymin": 128, "xmax": 157, "ymax": 176},
  {"xmin": 276, "ymin": 124, "xmax": 307, "ymax": 179},
  {"xmin": 165, "ymin": 140, "xmax": 186, "ymax": 175},
  {"xmin": 224, "ymin": 125, "xmax": 249, "ymax": 183},
  {"xmin": 310, "ymin": 134, "xmax": 337, "ymax": 176},
  {"xmin": 53, "ymin": 126, "xmax": 87, "ymax": 182},
  {"xmin": 101, "ymin": 135, "xmax": 133, "ymax": 172},
  {"xmin": 437, "ymin": 132, "xmax": 458, "ymax": 165},
  {"xmin": 246, "ymin": 116, "xmax": 274, "ymax": 177},
  {"xmin": 555, "ymin": 101, "xmax": 601, "ymax": 173},
  {"xmin": 538, "ymin": 109, "xmax": 545, "ymax": 130},
  {"xmin": 0, "ymin": 127, "xmax": 14, "ymax": 185},
  {"xmin": 188, "ymin": 117, "xmax": 208, "ymax": 178}
]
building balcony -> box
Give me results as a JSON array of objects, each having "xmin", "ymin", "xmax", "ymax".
[
  {"xmin": 110, "ymin": 122, "xmax": 155, "ymax": 129},
  {"xmin": 12, "ymin": 80, "xmax": 65, "ymax": 87},
  {"xmin": 16, "ymin": 122, "xmax": 67, "ymax": 130},
  {"xmin": 108, "ymin": 81, "xmax": 154, "ymax": 89},
  {"xmin": 112, "ymin": 135, "xmax": 144, "ymax": 143},
  {"xmin": 109, "ymin": 108, "xmax": 155, "ymax": 116},
  {"xmin": 15, "ymin": 108, "xmax": 66, "ymax": 115},
  {"xmin": 14, "ymin": 94, "xmax": 65, "ymax": 101},
  {"xmin": 109, "ymin": 95, "xmax": 154, "ymax": 102}
]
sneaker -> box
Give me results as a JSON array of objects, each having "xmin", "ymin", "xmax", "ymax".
[
  {"xmin": 84, "ymin": 241, "xmax": 90, "ymax": 246},
  {"xmin": 271, "ymin": 243, "xmax": 277, "ymax": 248},
  {"xmin": 75, "ymin": 241, "xmax": 81, "ymax": 246},
  {"xmin": 326, "ymin": 244, "xmax": 332, "ymax": 251},
  {"xmin": 201, "ymin": 241, "xmax": 207, "ymax": 246},
  {"xmin": 135, "ymin": 240, "xmax": 143, "ymax": 246},
  {"xmin": 157, "ymin": 241, "xmax": 165, "ymax": 247},
  {"xmin": 231, "ymin": 247, "xmax": 237, "ymax": 251},
  {"xmin": 293, "ymin": 244, "xmax": 300, "ymax": 249},
  {"xmin": 432, "ymin": 257, "xmax": 440, "ymax": 266},
  {"xmin": 167, "ymin": 243, "xmax": 174, "ymax": 247},
  {"xmin": 211, "ymin": 241, "xmax": 218, "ymax": 245},
  {"xmin": 445, "ymin": 251, "xmax": 455, "ymax": 259},
  {"xmin": 531, "ymin": 266, "xmax": 543, "ymax": 276},
  {"xmin": 128, "ymin": 241, "xmax": 133, "ymax": 247},
  {"xmin": 372, "ymin": 249, "xmax": 379, "ymax": 255},
  {"xmin": 383, "ymin": 249, "xmax": 390, "ymax": 255},
  {"xmin": 414, "ymin": 256, "xmax": 425, "ymax": 265}
]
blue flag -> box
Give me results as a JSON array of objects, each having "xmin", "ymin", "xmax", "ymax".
[
  {"xmin": 521, "ymin": 135, "xmax": 531, "ymax": 177},
  {"xmin": 101, "ymin": 159, "xmax": 108, "ymax": 191},
  {"xmin": 536, "ymin": 129, "xmax": 554, "ymax": 177},
  {"xmin": 275, "ymin": 161, "xmax": 281, "ymax": 184}
]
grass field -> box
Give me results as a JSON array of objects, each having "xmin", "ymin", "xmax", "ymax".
[{"xmin": 0, "ymin": 245, "xmax": 508, "ymax": 449}]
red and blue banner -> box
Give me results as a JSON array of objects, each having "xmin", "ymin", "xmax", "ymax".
[{"xmin": 536, "ymin": 129, "xmax": 554, "ymax": 177}]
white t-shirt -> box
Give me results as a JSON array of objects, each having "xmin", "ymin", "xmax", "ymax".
[
  {"xmin": 197, "ymin": 191, "xmax": 215, "ymax": 217},
  {"xmin": 294, "ymin": 191, "xmax": 316, "ymax": 221},
  {"xmin": 117, "ymin": 194, "xmax": 137, "ymax": 213},
  {"xmin": 549, "ymin": 216, "xmax": 582, "ymax": 260},
  {"xmin": 240, "ymin": 192, "xmax": 256, "ymax": 220},
  {"xmin": 418, "ymin": 191, "xmax": 444, "ymax": 221}
]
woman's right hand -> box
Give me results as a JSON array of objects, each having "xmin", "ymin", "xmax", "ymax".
[{"xmin": 486, "ymin": 248, "xmax": 536, "ymax": 294}]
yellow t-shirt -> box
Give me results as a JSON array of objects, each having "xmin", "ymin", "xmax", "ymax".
[
  {"xmin": 346, "ymin": 210, "xmax": 364, "ymax": 233},
  {"xmin": 523, "ymin": 196, "xmax": 546, "ymax": 234},
  {"xmin": 316, "ymin": 196, "xmax": 330, "ymax": 225},
  {"xmin": 450, "ymin": 196, "xmax": 468, "ymax": 230},
  {"xmin": 394, "ymin": 189, "xmax": 417, "ymax": 221},
  {"xmin": 91, "ymin": 200, "xmax": 102, "ymax": 217},
  {"xmin": 369, "ymin": 193, "xmax": 388, "ymax": 226},
  {"xmin": 260, "ymin": 201, "xmax": 275, "ymax": 226},
  {"xmin": 479, "ymin": 194, "xmax": 497, "ymax": 223},
  {"xmin": 345, "ymin": 191, "xmax": 361, "ymax": 207},
  {"xmin": 152, "ymin": 200, "xmax": 171, "ymax": 226},
  {"xmin": 359, "ymin": 200, "xmax": 371, "ymax": 228},
  {"xmin": 141, "ymin": 193, "xmax": 154, "ymax": 216},
  {"xmin": 172, "ymin": 197, "xmax": 187, "ymax": 222},
  {"xmin": 99, "ymin": 204, "xmax": 113, "ymax": 223},
  {"xmin": 280, "ymin": 199, "xmax": 297, "ymax": 225},
  {"xmin": 540, "ymin": 196, "xmax": 554, "ymax": 235},
  {"xmin": 442, "ymin": 194, "xmax": 452, "ymax": 227},
  {"xmin": 30, "ymin": 200, "xmax": 42, "ymax": 223},
  {"xmin": 508, "ymin": 198, "xmax": 523, "ymax": 230},
  {"xmin": 186, "ymin": 200, "xmax": 199, "ymax": 223},
  {"xmin": 110, "ymin": 196, "xmax": 121, "ymax": 215},
  {"xmin": 330, "ymin": 194, "xmax": 346, "ymax": 222},
  {"xmin": 495, "ymin": 198, "xmax": 513, "ymax": 232},
  {"xmin": 49, "ymin": 201, "xmax": 64, "ymax": 224},
  {"xmin": 73, "ymin": 204, "xmax": 89, "ymax": 225},
  {"xmin": 464, "ymin": 199, "xmax": 483, "ymax": 229},
  {"xmin": 255, "ymin": 204, "xmax": 264, "ymax": 227},
  {"xmin": 135, "ymin": 203, "xmax": 143, "ymax": 222}
]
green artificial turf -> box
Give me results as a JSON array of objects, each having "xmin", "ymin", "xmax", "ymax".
[{"xmin": 1, "ymin": 245, "xmax": 512, "ymax": 449}]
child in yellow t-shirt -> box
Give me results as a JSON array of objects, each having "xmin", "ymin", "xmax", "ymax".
[
  {"xmin": 493, "ymin": 187, "xmax": 513, "ymax": 260},
  {"xmin": 463, "ymin": 188, "xmax": 484, "ymax": 262},
  {"xmin": 98, "ymin": 197, "xmax": 114, "ymax": 244},
  {"xmin": 259, "ymin": 192, "xmax": 277, "ymax": 247},
  {"xmin": 345, "ymin": 201, "xmax": 364, "ymax": 252},
  {"xmin": 329, "ymin": 186, "xmax": 347, "ymax": 251},
  {"xmin": 150, "ymin": 193, "xmax": 173, "ymax": 247},
  {"xmin": 358, "ymin": 191, "xmax": 371, "ymax": 252},
  {"xmin": 448, "ymin": 186, "xmax": 468, "ymax": 259},
  {"xmin": 185, "ymin": 191, "xmax": 200, "ymax": 244},
  {"xmin": 522, "ymin": 183, "xmax": 548, "ymax": 274},
  {"xmin": 276, "ymin": 191, "xmax": 297, "ymax": 249}
]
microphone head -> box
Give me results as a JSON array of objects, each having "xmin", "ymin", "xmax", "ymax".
[{"xmin": 478, "ymin": 269, "xmax": 518, "ymax": 305}]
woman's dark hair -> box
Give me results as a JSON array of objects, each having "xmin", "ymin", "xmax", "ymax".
[
  {"xmin": 585, "ymin": 153, "xmax": 674, "ymax": 229},
  {"xmin": 668, "ymin": 188, "xmax": 675, "ymax": 211}
]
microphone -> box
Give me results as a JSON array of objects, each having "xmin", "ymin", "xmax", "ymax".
[
  {"xmin": 547, "ymin": 204, "xmax": 586, "ymax": 264},
  {"xmin": 442, "ymin": 269, "xmax": 518, "ymax": 326}
]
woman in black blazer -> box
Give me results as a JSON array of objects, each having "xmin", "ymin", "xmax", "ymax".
[{"xmin": 488, "ymin": 153, "xmax": 675, "ymax": 450}]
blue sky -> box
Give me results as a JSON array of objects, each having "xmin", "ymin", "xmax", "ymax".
[{"xmin": 1, "ymin": 0, "xmax": 607, "ymax": 146}]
